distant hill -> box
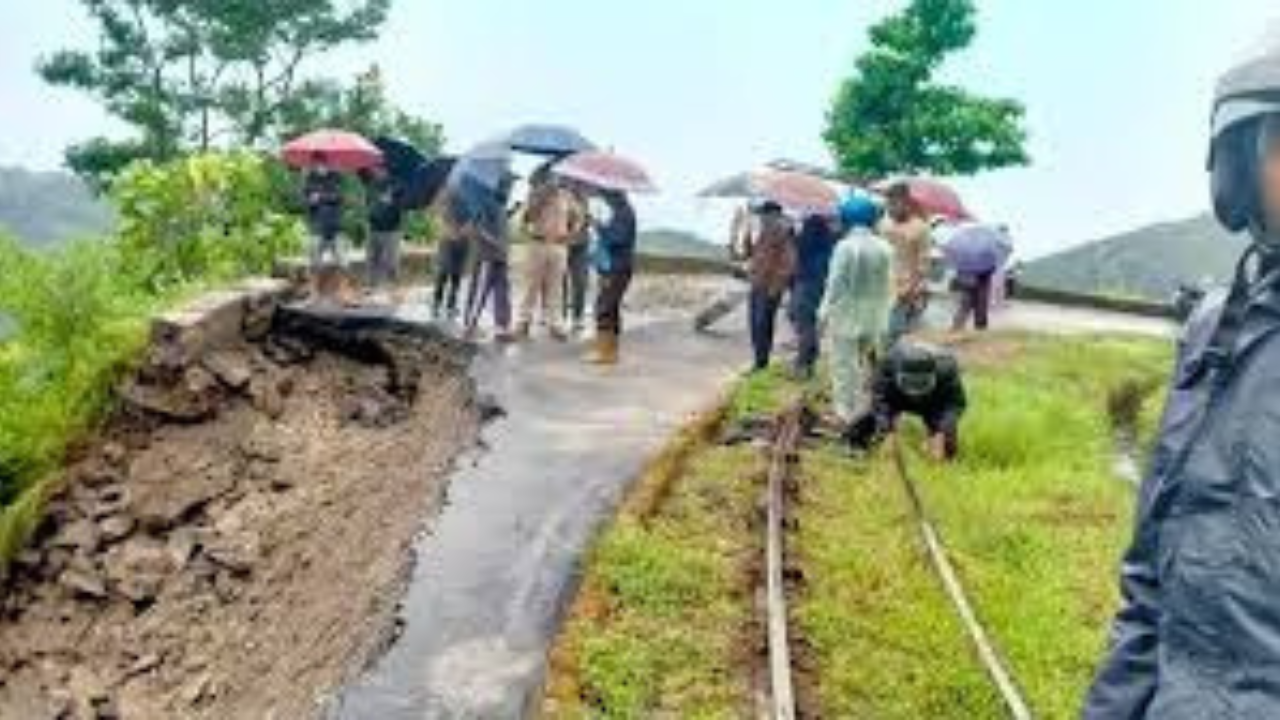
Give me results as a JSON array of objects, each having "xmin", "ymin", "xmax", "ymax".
[
  {"xmin": 1024, "ymin": 214, "xmax": 1246, "ymax": 301},
  {"xmin": 0, "ymin": 167, "xmax": 114, "ymax": 247},
  {"xmin": 638, "ymin": 229, "xmax": 726, "ymax": 261}
]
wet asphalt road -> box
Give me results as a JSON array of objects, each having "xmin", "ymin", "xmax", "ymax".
[{"xmin": 333, "ymin": 313, "xmax": 745, "ymax": 719}]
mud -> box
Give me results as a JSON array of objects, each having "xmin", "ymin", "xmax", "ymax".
[{"xmin": 0, "ymin": 309, "xmax": 479, "ymax": 720}]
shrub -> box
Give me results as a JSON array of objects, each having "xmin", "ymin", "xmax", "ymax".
[{"xmin": 113, "ymin": 152, "xmax": 304, "ymax": 293}]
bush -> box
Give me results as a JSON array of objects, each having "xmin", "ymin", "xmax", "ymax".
[{"xmin": 113, "ymin": 152, "xmax": 304, "ymax": 293}]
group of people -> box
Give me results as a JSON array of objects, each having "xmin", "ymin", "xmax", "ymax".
[
  {"xmin": 301, "ymin": 153, "xmax": 639, "ymax": 366},
  {"xmin": 733, "ymin": 185, "xmax": 971, "ymax": 462}
]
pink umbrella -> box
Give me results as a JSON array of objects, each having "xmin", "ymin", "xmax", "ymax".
[
  {"xmin": 750, "ymin": 169, "xmax": 840, "ymax": 216},
  {"xmin": 553, "ymin": 151, "xmax": 657, "ymax": 194},
  {"xmin": 282, "ymin": 129, "xmax": 383, "ymax": 172},
  {"xmin": 874, "ymin": 176, "xmax": 972, "ymax": 221}
]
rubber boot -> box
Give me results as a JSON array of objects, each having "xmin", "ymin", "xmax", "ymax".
[{"xmin": 585, "ymin": 331, "xmax": 619, "ymax": 365}]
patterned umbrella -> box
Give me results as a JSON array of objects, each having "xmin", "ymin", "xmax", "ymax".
[
  {"xmin": 283, "ymin": 129, "xmax": 382, "ymax": 172},
  {"xmin": 554, "ymin": 151, "xmax": 656, "ymax": 194},
  {"xmin": 874, "ymin": 176, "xmax": 971, "ymax": 221},
  {"xmin": 700, "ymin": 167, "xmax": 842, "ymax": 216}
]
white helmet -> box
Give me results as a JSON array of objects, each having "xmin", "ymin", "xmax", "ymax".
[{"xmin": 1210, "ymin": 48, "xmax": 1280, "ymax": 236}]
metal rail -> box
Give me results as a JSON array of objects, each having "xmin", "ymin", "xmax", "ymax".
[
  {"xmin": 763, "ymin": 404, "xmax": 804, "ymax": 720},
  {"xmin": 890, "ymin": 437, "xmax": 1034, "ymax": 720}
]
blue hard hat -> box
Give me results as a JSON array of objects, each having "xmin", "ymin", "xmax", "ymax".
[{"xmin": 840, "ymin": 194, "xmax": 881, "ymax": 229}]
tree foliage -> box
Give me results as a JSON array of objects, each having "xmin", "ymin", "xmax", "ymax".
[
  {"xmin": 112, "ymin": 152, "xmax": 305, "ymax": 292},
  {"xmin": 279, "ymin": 65, "xmax": 445, "ymax": 155},
  {"xmin": 825, "ymin": 0, "xmax": 1029, "ymax": 179},
  {"xmin": 38, "ymin": 0, "xmax": 407, "ymax": 186}
]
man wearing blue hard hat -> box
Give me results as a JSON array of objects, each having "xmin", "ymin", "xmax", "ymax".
[{"xmin": 1086, "ymin": 45, "xmax": 1280, "ymax": 718}]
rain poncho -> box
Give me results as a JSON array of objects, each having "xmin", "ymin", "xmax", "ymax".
[
  {"xmin": 819, "ymin": 228, "xmax": 894, "ymax": 421},
  {"xmin": 1084, "ymin": 279, "xmax": 1280, "ymax": 718}
]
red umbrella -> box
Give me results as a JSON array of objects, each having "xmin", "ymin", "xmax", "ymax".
[
  {"xmin": 553, "ymin": 151, "xmax": 656, "ymax": 194},
  {"xmin": 282, "ymin": 129, "xmax": 383, "ymax": 172},
  {"xmin": 874, "ymin": 176, "xmax": 971, "ymax": 221},
  {"xmin": 751, "ymin": 169, "xmax": 840, "ymax": 216}
]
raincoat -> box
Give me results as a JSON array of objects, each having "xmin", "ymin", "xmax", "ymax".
[
  {"xmin": 1085, "ymin": 278, "xmax": 1280, "ymax": 719},
  {"xmin": 819, "ymin": 228, "xmax": 894, "ymax": 422}
]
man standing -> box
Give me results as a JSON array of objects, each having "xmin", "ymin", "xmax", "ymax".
[
  {"xmin": 432, "ymin": 201, "xmax": 471, "ymax": 322},
  {"xmin": 1085, "ymin": 47, "xmax": 1280, "ymax": 719},
  {"xmin": 585, "ymin": 190, "xmax": 637, "ymax": 365},
  {"xmin": 792, "ymin": 213, "xmax": 840, "ymax": 379},
  {"xmin": 516, "ymin": 175, "xmax": 583, "ymax": 341},
  {"xmin": 563, "ymin": 185, "xmax": 593, "ymax": 334},
  {"xmin": 304, "ymin": 152, "xmax": 345, "ymax": 277},
  {"xmin": 735, "ymin": 201, "xmax": 796, "ymax": 373},
  {"xmin": 879, "ymin": 184, "xmax": 933, "ymax": 341},
  {"xmin": 820, "ymin": 196, "xmax": 894, "ymax": 424},
  {"xmin": 848, "ymin": 342, "xmax": 967, "ymax": 462},
  {"xmin": 364, "ymin": 166, "xmax": 404, "ymax": 296},
  {"xmin": 460, "ymin": 174, "xmax": 517, "ymax": 342}
]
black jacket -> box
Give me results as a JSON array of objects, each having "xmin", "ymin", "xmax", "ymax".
[
  {"xmin": 1085, "ymin": 279, "xmax": 1280, "ymax": 719},
  {"xmin": 871, "ymin": 350, "xmax": 967, "ymax": 433}
]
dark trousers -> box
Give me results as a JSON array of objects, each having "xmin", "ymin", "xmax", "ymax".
[
  {"xmin": 953, "ymin": 271, "xmax": 995, "ymax": 331},
  {"xmin": 465, "ymin": 259, "xmax": 512, "ymax": 332},
  {"xmin": 595, "ymin": 271, "xmax": 633, "ymax": 335},
  {"xmin": 791, "ymin": 280, "xmax": 825, "ymax": 373},
  {"xmin": 749, "ymin": 286, "xmax": 785, "ymax": 370},
  {"xmin": 433, "ymin": 239, "xmax": 470, "ymax": 316},
  {"xmin": 565, "ymin": 242, "xmax": 591, "ymax": 324}
]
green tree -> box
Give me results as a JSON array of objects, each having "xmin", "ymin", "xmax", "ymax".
[
  {"xmin": 38, "ymin": 0, "xmax": 392, "ymax": 186},
  {"xmin": 824, "ymin": 0, "xmax": 1029, "ymax": 179},
  {"xmin": 278, "ymin": 65, "xmax": 445, "ymax": 154}
]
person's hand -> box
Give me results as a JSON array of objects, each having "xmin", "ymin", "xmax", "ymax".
[{"xmin": 928, "ymin": 434, "xmax": 949, "ymax": 462}]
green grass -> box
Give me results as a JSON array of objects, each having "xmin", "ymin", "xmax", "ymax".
[
  {"xmin": 904, "ymin": 335, "xmax": 1172, "ymax": 719},
  {"xmin": 545, "ymin": 444, "xmax": 760, "ymax": 719},
  {"xmin": 796, "ymin": 447, "xmax": 1004, "ymax": 717}
]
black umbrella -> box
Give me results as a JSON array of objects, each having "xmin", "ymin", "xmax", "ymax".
[
  {"xmin": 404, "ymin": 155, "xmax": 458, "ymax": 210},
  {"xmin": 373, "ymin": 137, "xmax": 428, "ymax": 182}
]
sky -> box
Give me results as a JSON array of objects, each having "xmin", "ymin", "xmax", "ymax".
[{"xmin": 1, "ymin": 1, "xmax": 1278, "ymax": 259}]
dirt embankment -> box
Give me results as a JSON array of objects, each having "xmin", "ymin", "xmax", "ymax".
[{"xmin": 0, "ymin": 304, "xmax": 481, "ymax": 720}]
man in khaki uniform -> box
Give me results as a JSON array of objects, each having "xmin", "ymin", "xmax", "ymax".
[
  {"xmin": 879, "ymin": 183, "xmax": 933, "ymax": 342},
  {"xmin": 516, "ymin": 175, "xmax": 585, "ymax": 340}
]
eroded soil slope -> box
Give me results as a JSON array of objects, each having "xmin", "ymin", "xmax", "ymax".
[{"xmin": 0, "ymin": 311, "xmax": 480, "ymax": 720}]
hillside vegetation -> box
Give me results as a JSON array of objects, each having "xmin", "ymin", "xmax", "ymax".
[
  {"xmin": 638, "ymin": 228, "xmax": 727, "ymax": 262},
  {"xmin": 0, "ymin": 167, "xmax": 114, "ymax": 247},
  {"xmin": 1024, "ymin": 214, "xmax": 1244, "ymax": 301}
]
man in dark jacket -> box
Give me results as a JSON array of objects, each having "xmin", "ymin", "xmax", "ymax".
[
  {"xmin": 791, "ymin": 213, "xmax": 840, "ymax": 378},
  {"xmin": 304, "ymin": 153, "xmax": 345, "ymax": 272},
  {"xmin": 1085, "ymin": 47, "xmax": 1280, "ymax": 719},
  {"xmin": 848, "ymin": 342, "xmax": 967, "ymax": 462},
  {"xmin": 585, "ymin": 189, "xmax": 637, "ymax": 365},
  {"xmin": 364, "ymin": 166, "xmax": 404, "ymax": 293}
]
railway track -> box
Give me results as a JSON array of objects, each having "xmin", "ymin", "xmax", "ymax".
[{"xmin": 759, "ymin": 401, "xmax": 1033, "ymax": 720}]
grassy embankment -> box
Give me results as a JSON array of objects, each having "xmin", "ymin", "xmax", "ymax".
[
  {"xmin": 0, "ymin": 153, "xmax": 304, "ymax": 576},
  {"xmin": 543, "ymin": 332, "xmax": 1173, "ymax": 719}
]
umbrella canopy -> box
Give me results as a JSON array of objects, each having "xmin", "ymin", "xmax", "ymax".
[
  {"xmin": 874, "ymin": 176, "xmax": 971, "ymax": 221},
  {"xmin": 448, "ymin": 141, "xmax": 513, "ymax": 192},
  {"xmin": 506, "ymin": 123, "xmax": 597, "ymax": 157},
  {"xmin": 753, "ymin": 170, "xmax": 840, "ymax": 216},
  {"xmin": 283, "ymin": 129, "xmax": 382, "ymax": 172},
  {"xmin": 699, "ymin": 166, "xmax": 842, "ymax": 216},
  {"xmin": 554, "ymin": 151, "xmax": 656, "ymax": 194},
  {"xmin": 374, "ymin": 137, "xmax": 428, "ymax": 181},
  {"xmin": 403, "ymin": 155, "xmax": 457, "ymax": 210},
  {"xmin": 940, "ymin": 222, "xmax": 1013, "ymax": 275}
]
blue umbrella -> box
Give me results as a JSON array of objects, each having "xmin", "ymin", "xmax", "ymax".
[
  {"xmin": 506, "ymin": 123, "xmax": 596, "ymax": 157},
  {"xmin": 941, "ymin": 223, "xmax": 1013, "ymax": 275},
  {"xmin": 448, "ymin": 141, "xmax": 513, "ymax": 192}
]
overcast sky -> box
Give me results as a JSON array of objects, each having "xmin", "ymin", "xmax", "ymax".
[{"xmin": 1, "ymin": 1, "xmax": 1277, "ymax": 258}]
